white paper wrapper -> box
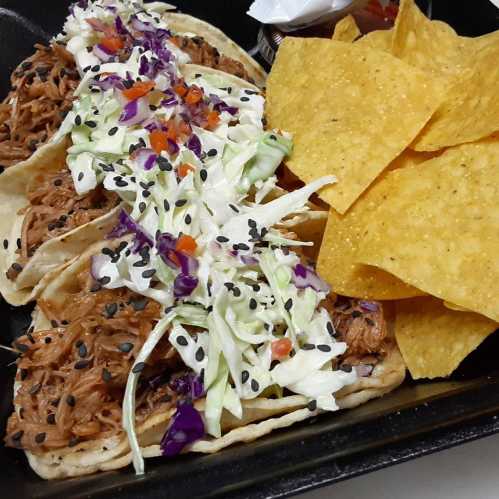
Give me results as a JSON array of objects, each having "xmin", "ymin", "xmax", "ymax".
[{"xmin": 247, "ymin": 0, "xmax": 370, "ymax": 32}]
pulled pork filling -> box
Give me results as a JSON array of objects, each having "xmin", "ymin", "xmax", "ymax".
[
  {"xmin": 6, "ymin": 169, "xmax": 120, "ymax": 281},
  {"xmin": 0, "ymin": 43, "xmax": 78, "ymax": 168},
  {"xmin": 5, "ymin": 264, "xmax": 182, "ymax": 452},
  {"xmin": 330, "ymin": 296, "xmax": 388, "ymax": 370},
  {"xmin": 171, "ymin": 35, "xmax": 254, "ymax": 83}
]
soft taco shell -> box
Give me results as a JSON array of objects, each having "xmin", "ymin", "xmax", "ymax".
[
  {"xmin": 0, "ymin": 138, "xmax": 122, "ymax": 305},
  {"xmin": 20, "ymin": 242, "xmax": 405, "ymax": 478},
  {"xmin": 164, "ymin": 12, "xmax": 267, "ymax": 88}
]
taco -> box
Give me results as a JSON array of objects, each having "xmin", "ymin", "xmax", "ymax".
[{"xmin": 5, "ymin": 238, "xmax": 404, "ymax": 479}]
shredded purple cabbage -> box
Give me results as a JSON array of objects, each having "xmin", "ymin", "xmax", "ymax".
[
  {"xmin": 135, "ymin": 148, "xmax": 157, "ymax": 171},
  {"xmin": 174, "ymin": 273, "xmax": 199, "ymax": 298},
  {"xmin": 186, "ymin": 134, "xmax": 202, "ymax": 158},
  {"xmin": 115, "ymin": 15, "xmax": 131, "ymax": 37},
  {"xmin": 359, "ymin": 300, "xmax": 379, "ymax": 312},
  {"xmin": 92, "ymin": 74, "xmax": 125, "ymax": 91},
  {"xmin": 292, "ymin": 264, "xmax": 330, "ymax": 293},
  {"xmin": 160, "ymin": 401, "xmax": 204, "ymax": 457},
  {"xmin": 170, "ymin": 372, "xmax": 204, "ymax": 399},
  {"xmin": 167, "ymin": 138, "xmax": 179, "ymax": 155},
  {"xmin": 209, "ymin": 93, "xmax": 238, "ymax": 116},
  {"xmin": 107, "ymin": 209, "xmax": 153, "ymax": 252},
  {"xmin": 119, "ymin": 96, "xmax": 150, "ymax": 126}
]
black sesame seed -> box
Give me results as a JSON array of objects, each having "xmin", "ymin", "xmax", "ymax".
[
  {"xmin": 48, "ymin": 222, "xmax": 56, "ymax": 231},
  {"xmin": 29, "ymin": 383, "xmax": 42, "ymax": 395},
  {"xmin": 77, "ymin": 172, "xmax": 84, "ymax": 182},
  {"xmin": 232, "ymin": 287, "xmax": 241, "ymax": 297},
  {"xmin": 50, "ymin": 319, "xmax": 58, "ymax": 328},
  {"xmin": 47, "ymin": 413, "xmax": 56, "ymax": 425},
  {"xmin": 101, "ymin": 164, "xmax": 115, "ymax": 172},
  {"xmin": 101, "ymin": 247, "xmax": 113, "ymax": 257},
  {"xmin": 252, "ymin": 284, "xmax": 261, "ymax": 292},
  {"xmin": 61, "ymin": 320, "xmax": 69, "ymax": 326},
  {"xmin": 340, "ymin": 363, "xmax": 352, "ymax": 373},
  {"xmin": 90, "ymin": 282, "xmax": 102, "ymax": 292},
  {"xmin": 142, "ymin": 269, "xmax": 156, "ymax": 279},
  {"xmin": 78, "ymin": 343, "xmax": 88, "ymax": 358},
  {"xmin": 241, "ymin": 370, "xmax": 249, "ymax": 384},
  {"xmin": 176, "ymin": 336, "xmax": 188, "ymax": 346},
  {"xmin": 163, "ymin": 199, "xmax": 170, "ymax": 212},
  {"xmin": 3, "ymin": 239, "xmax": 8, "ymax": 249},
  {"xmin": 132, "ymin": 362, "xmax": 146, "ymax": 374},
  {"xmin": 284, "ymin": 298, "xmax": 293, "ymax": 311},
  {"xmin": 175, "ymin": 199, "xmax": 187, "ymax": 207},
  {"xmin": 35, "ymin": 432, "xmax": 46, "ymax": 444},
  {"xmin": 260, "ymin": 227, "xmax": 268, "ymax": 238},
  {"xmin": 327, "ymin": 322, "xmax": 336, "ymax": 336},
  {"xmin": 116, "ymin": 180, "xmax": 128, "ymax": 187},
  {"xmin": 157, "ymin": 156, "xmax": 172, "ymax": 171},
  {"xmin": 216, "ymin": 236, "xmax": 229, "ymax": 243},
  {"xmin": 251, "ymin": 379, "xmax": 260, "ymax": 392},
  {"xmin": 307, "ymin": 400, "xmax": 317, "ymax": 411},
  {"xmin": 185, "ymin": 214, "xmax": 192, "ymax": 225},
  {"xmin": 238, "ymin": 243, "xmax": 249, "ymax": 251},
  {"xmin": 206, "ymin": 148, "xmax": 217, "ymax": 157},
  {"xmin": 74, "ymin": 360, "xmax": 90, "ymax": 370},
  {"xmin": 229, "ymin": 204, "xmax": 239, "ymax": 213},
  {"xmin": 142, "ymin": 189, "xmax": 150, "ymax": 197},
  {"xmin": 123, "ymin": 80, "xmax": 134, "ymax": 89},
  {"xmin": 53, "ymin": 178, "xmax": 63, "ymax": 186},
  {"xmin": 302, "ymin": 343, "xmax": 315, "ymax": 351},
  {"xmin": 66, "ymin": 394, "xmax": 76, "ymax": 407},
  {"xmin": 133, "ymin": 259, "xmax": 147, "ymax": 267},
  {"xmin": 91, "ymin": 64, "xmax": 101, "ymax": 72},
  {"xmin": 105, "ymin": 302, "xmax": 118, "ymax": 318},
  {"xmin": 108, "ymin": 126, "xmax": 118, "ymax": 136},
  {"xmin": 16, "ymin": 342, "xmax": 29, "ymax": 353},
  {"xmin": 351, "ymin": 310, "xmax": 362, "ymax": 318},
  {"xmin": 102, "ymin": 368, "xmax": 112, "ymax": 382},
  {"xmin": 12, "ymin": 430, "xmax": 23, "ymax": 441},
  {"xmin": 195, "ymin": 347, "xmax": 205, "ymax": 362},
  {"xmin": 16, "ymin": 238, "xmax": 21, "ymax": 249},
  {"xmin": 68, "ymin": 436, "xmax": 81, "ymax": 447},
  {"xmin": 44, "ymin": 337, "xmax": 52, "ymax": 344},
  {"xmin": 317, "ymin": 344, "xmax": 331, "ymax": 352},
  {"xmin": 118, "ymin": 342, "xmax": 134, "ymax": 353},
  {"xmin": 83, "ymin": 65, "xmax": 91, "ymax": 73},
  {"xmin": 84, "ymin": 120, "xmax": 97, "ymax": 128},
  {"xmin": 224, "ymin": 282, "xmax": 234, "ymax": 290},
  {"xmin": 248, "ymin": 219, "xmax": 257, "ymax": 228},
  {"xmin": 99, "ymin": 276, "xmax": 111, "ymax": 285},
  {"xmin": 200, "ymin": 169, "xmax": 207, "ymax": 182},
  {"xmin": 74, "ymin": 115, "xmax": 82, "ymax": 126},
  {"xmin": 240, "ymin": 96, "xmax": 250, "ymax": 102},
  {"xmin": 270, "ymin": 359, "xmax": 280, "ymax": 370},
  {"xmin": 249, "ymin": 298, "xmax": 257, "ymax": 310}
]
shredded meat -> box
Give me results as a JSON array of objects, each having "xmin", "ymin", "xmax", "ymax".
[
  {"xmin": 171, "ymin": 35, "xmax": 254, "ymax": 83},
  {"xmin": 0, "ymin": 43, "xmax": 78, "ymax": 168},
  {"xmin": 328, "ymin": 296, "xmax": 388, "ymax": 366},
  {"xmin": 5, "ymin": 264, "xmax": 181, "ymax": 453},
  {"xmin": 21, "ymin": 168, "xmax": 120, "ymax": 259}
]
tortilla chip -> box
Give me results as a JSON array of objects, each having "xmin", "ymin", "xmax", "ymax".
[
  {"xmin": 395, "ymin": 297, "xmax": 497, "ymax": 379},
  {"xmin": 391, "ymin": 0, "xmax": 474, "ymax": 79},
  {"xmin": 332, "ymin": 15, "xmax": 361, "ymax": 42},
  {"xmin": 355, "ymin": 28, "xmax": 393, "ymax": 51},
  {"xmin": 266, "ymin": 37, "xmax": 445, "ymax": 214},
  {"xmin": 412, "ymin": 41, "xmax": 499, "ymax": 151},
  {"xmin": 356, "ymin": 140, "xmax": 499, "ymax": 322},
  {"xmin": 317, "ymin": 147, "xmax": 430, "ymax": 299}
]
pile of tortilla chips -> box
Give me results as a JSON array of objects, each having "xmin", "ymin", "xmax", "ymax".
[{"xmin": 266, "ymin": 0, "xmax": 499, "ymax": 380}]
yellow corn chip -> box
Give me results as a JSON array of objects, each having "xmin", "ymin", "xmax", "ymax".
[
  {"xmin": 332, "ymin": 15, "xmax": 361, "ymax": 43},
  {"xmin": 355, "ymin": 28, "xmax": 392, "ymax": 51},
  {"xmin": 266, "ymin": 37, "xmax": 445, "ymax": 213},
  {"xmin": 395, "ymin": 297, "xmax": 497, "ymax": 379},
  {"xmin": 317, "ymin": 149, "xmax": 428, "ymax": 300},
  {"xmin": 391, "ymin": 0, "xmax": 474, "ymax": 79},
  {"xmin": 357, "ymin": 140, "xmax": 499, "ymax": 322},
  {"xmin": 412, "ymin": 41, "xmax": 499, "ymax": 151}
]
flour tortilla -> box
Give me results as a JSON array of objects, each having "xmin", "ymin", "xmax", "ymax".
[
  {"xmin": 164, "ymin": 12, "xmax": 267, "ymax": 88},
  {"xmin": 0, "ymin": 138, "xmax": 123, "ymax": 305},
  {"xmin": 18, "ymin": 241, "xmax": 405, "ymax": 479}
]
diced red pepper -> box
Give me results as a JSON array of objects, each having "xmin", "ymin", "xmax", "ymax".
[
  {"xmin": 149, "ymin": 130, "xmax": 169, "ymax": 154},
  {"xmin": 175, "ymin": 234, "xmax": 197, "ymax": 255},
  {"xmin": 173, "ymin": 83, "xmax": 188, "ymax": 97},
  {"xmin": 206, "ymin": 110, "xmax": 220, "ymax": 129},
  {"xmin": 178, "ymin": 163, "xmax": 195, "ymax": 178},
  {"xmin": 271, "ymin": 338, "xmax": 293, "ymax": 360},
  {"xmin": 100, "ymin": 36, "xmax": 124, "ymax": 53},
  {"xmin": 122, "ymin": 81, "xmax": 155, "ymax": 101},
  {"xmin": 185, "ymin": 86, "xmax": 203, "ymax": 105}
]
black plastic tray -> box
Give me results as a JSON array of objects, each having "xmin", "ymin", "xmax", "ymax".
[{"xmin": 1, "ymin": 1, "xmax": 498, "ymax": 498}]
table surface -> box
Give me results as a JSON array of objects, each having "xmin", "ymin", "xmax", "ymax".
[{"xmin": 299, "ymin": 432, "xmax": 499, "ymax": 499}]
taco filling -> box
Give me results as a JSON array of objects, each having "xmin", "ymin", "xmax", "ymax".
[{"xmin": 0, "ymin": 43, "xmax": 78, "ymax": 168}]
